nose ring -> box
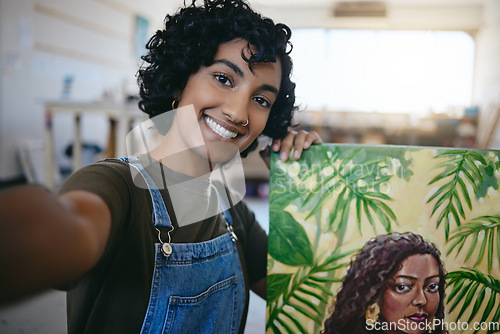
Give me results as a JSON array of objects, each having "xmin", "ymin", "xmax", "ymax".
[{"xmin": 242, "ymin": 119, "xmax": 249, "ymax": 127}]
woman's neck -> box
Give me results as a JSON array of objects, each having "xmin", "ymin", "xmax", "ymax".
[{"xmin": 148, "ymin": 144, "xmax": 213, "ymax": 178}]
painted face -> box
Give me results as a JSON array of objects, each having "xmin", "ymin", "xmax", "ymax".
[
  {"xmin": 173, "ymin": 38, "xmax": 281, "ymax": 164},
  {"xmin": 380, "ymin": 254, "xmax": 441, "ymax": 334}
]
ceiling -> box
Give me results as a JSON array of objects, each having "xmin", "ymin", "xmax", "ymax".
[
  {"xmin": 135, "ymin": 0, "xmax": 487, "ymax": 16},
  {"xmin": 113, "ymin": 0, "xmax": 486, "ymax": 31},
  {"xmin": 252, "ymin": 0, "xmax": 486, "ymax": 5},
  {"xmin": 162, "ymin": 0, "xmax": 488, "ymax": 9}
]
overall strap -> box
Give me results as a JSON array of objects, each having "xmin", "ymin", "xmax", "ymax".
[
  {"xmin": 222, "ymin": 210, "xmax": 232, "ymax": 225},
  {"xmin": 119, "ymin": 157, "xmax": 234, "ymax": 229},
  {"xmin": 212, "ymin": 182, "xmax": 236, "ymax": 241},
  {"xmin": 212, "ymin": 182, "xmax": 233, "ymax": 226},
  {"xmin": 118, "ymin": 157, "xmax": 172, "ymax": 229}
]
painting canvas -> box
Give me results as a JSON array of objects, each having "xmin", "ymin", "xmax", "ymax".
[{"xmin": 267, "ymin": 144, "xmax": 500, "ymax": 333}]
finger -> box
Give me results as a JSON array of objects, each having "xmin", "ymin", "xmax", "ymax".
[
  {"xmin": 278, "ymin": 131, "xmax": 297, "ymax": 161},
  {"xmin": 290, "ymin": 130, "xmax": 309, "ymax": 160},
  {"xmin": 303, "ymin": 131, "xmax": 323, "ymax": 149},
  {"xmin": 271, "ymin": 138, "xmax": 282, "ymax": 153}
]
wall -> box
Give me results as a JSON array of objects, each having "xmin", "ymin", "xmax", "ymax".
[
  {"xmin": 0, "ymin": 0, "xmax": 177, "ymax": 182},
  {"xmin": 474, "ymin": 0, "xmax": 500, "ymax": 149}
]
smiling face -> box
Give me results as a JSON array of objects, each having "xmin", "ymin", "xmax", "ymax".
[
  {"xmin": 380, "ymin": 254, "xmax": 441, "ymax": 334},
  {"xmin": 168, "ymin": 38, "xmax": 281, "ymax": 165}
]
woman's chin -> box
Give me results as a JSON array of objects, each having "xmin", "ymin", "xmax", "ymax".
[{"xmin": 205, "ymin": 142, "xmax": 241, "ymax": 164}]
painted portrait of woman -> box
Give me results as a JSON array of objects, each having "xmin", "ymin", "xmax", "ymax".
[{"xmin": 322, "ymin": 232, "xmax": 448, "ymax": 334}]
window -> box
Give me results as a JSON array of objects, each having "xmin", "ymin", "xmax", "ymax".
[{"xmin": 292, "ymin": 29, "xmax": 475, "ymax": 115}]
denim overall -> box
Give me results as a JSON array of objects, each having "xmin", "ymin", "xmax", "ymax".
[{"xmin": 119, "ymin": 157, "xmax": 246, "ymax": 333}]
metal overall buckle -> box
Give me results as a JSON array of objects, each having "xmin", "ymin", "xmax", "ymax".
[{"xmin": 156, "ymin": 226, "xmax": 174, "ymax": 257}]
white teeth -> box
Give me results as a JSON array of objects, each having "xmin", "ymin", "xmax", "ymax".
[{"xmin": 204, "ymin": 116, "xmax": 237, "ymax": 139}]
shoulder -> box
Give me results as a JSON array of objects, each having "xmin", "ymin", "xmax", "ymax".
[
  {"xmin": 59, "ymin": 159, "xmax": 133, "ymax": 193},
  {"xmin": 59, "ymin": 158, "xmax": 146, "ymax": 230}
]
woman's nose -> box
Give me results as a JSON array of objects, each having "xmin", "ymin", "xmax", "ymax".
[
  {"xmin": 411, "ymin": 289, "xmax": 428, "ymax": 307},
  {"xmin": 221, "ymin": 94, "xmax": 249, "ymax": 125}
]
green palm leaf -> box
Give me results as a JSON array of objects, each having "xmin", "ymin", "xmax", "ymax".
[
  {"xmin": 266, "ymin": 250, "xmax": 355, "ymax": 333},
  {"xmin": 427, "ymin": 150, "xmax": 487, "ymax": 239},
  {"xmin": 305, "ymin": 156, "xmax": 397, "ymax": 234},
  {"xmin": 268, "ymin": 273, "xmax": 293, "ymax": 303},
  {"xmin": 275, "ymin": 315, "xmax": 297, "ymax": 334},
  {"xmin": 281, "ymin": 309, "xmax": 308, "ymax": 334},
  {"xmin": 446, "ymin": 268, "xmax": 500, "ymax": 334},
  {"xmin": 447, "ymin": 215, "xmax": 500, "ymax": 273}
]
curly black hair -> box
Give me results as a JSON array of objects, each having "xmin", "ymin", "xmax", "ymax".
[
  {"xmin": 137, "ymin": 0, "xmax": 296, "ymax": 157},
  {"xmin": 322, "ymin": 232, "xmax": 448, "ymax": 334}
]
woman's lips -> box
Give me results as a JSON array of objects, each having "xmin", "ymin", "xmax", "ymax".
[{"xmin": 407, "ymin": 313, "xmax": 428, "ymax": 322}]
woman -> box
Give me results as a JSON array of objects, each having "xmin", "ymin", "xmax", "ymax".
[
  {"xmin": 0, "ymin": 1, "xmax": 320, "ymax": 333},
  {"xmin": 323, "ymin": 232, "xmax": 448, "ymax": 334}
]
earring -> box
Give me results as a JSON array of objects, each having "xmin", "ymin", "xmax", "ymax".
[
  {"xmin": 365, "ymin": 303, "xmax": 380, "ymax": 322},
  {"xmin": 242, "ymin": 119, "xmax": 249, "ymax": 127},
  {"xmin": 171, "ymin": 100, "xmax": 177, "ymax": 110}
]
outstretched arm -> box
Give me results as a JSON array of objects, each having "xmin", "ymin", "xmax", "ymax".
[{"xmin": 0, "ymin": 185, "xmax": 111, "ymax": 306}]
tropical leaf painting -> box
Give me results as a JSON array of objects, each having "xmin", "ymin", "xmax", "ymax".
[
  {"xmin": 426, "ymin": 150, "xmax": 489, "ymax": 239},
  {"xmin": 448, "ymin": 215, "xmax": 500, "ymax": 273},
  {"xmin": 447, "ymin": 268, "xmax": 500, "ymax": 334},
  {"xmin": 268, "ymin": 144, "xmax": 500, "ymax": 333}
]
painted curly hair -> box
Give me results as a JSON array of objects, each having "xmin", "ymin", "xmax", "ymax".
[
  {"xmin": 322, "ymin": 232, "xmax": 448, "ymax": 334},
  {"xmin": 137, "ymin": 0, "xmax": 296, "ymax": 157}
]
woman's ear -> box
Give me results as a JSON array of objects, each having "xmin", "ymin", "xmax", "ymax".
[
  {"xmin": 365, "ymin": 302, "xmax": 380, "ymax": 322},
  {"xmin": 174, "ymin": 91, "xmax": 182, "ymax": 101},
  {"xmin": 171, "ymin": 92, "xmax": 181, "ymax": 109}
]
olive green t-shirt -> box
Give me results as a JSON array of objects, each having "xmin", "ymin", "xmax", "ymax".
[{"xmin": 59, "ymin": 156, "xmax": 267, "ymax": 334}]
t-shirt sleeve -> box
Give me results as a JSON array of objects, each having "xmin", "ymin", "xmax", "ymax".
[
  {"xmin": 233, "ymin": 201, "xmax": 268, "ymax": 286},
  {"xmin": 58, "ymin": 159, "xmax": 134, "ymax": 270}
]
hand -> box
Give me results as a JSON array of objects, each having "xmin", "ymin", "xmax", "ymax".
[{"xmin": 259, "ymin": 130, "xmax": 322, "ymax": 167}]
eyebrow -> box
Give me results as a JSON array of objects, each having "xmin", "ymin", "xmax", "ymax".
[
  {"xmin": 394, "ymin": 275, "xmax": 440, "ymax": 281},
  {"xmin": 213, "ymin": 59, "xmax": 279, "ymax": 95},
  {"xmin": 261, "ymin": 84, "xmax": 279, "ymax": 95},
  {"xmin": 213, "ymin": 59, "xmax": 244, "ymax": 77}
]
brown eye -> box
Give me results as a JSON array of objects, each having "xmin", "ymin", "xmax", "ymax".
[
  {"xmin": 213, "ymin": 73, "xmax": 232, "ymax": 87},
  {"xmin": 427, "ymin": 282, "xmax": 440, "ymax": 293},
  {"xmin": 393, "ymin": 283, "xmax": 412, "ymax": 293},
  {"xmin": 253, "ymin": 96, "xmax": 271, "ymax": 108}
]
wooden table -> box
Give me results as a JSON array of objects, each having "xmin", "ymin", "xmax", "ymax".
[{"xmin": 44, "ymin": 101, "xmax": 144, "ymax": 189}]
